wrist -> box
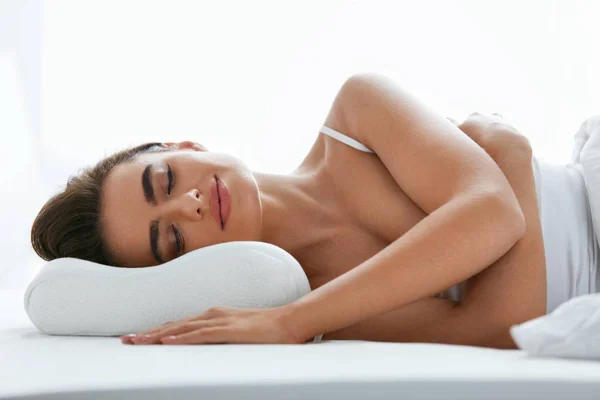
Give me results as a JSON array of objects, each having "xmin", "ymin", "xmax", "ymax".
[{"xmin": 273, "ymin": 303, "xmax": 315, "ymax": 344}]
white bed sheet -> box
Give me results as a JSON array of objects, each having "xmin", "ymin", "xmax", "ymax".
[{"xmin": 2, "ymin": 289, "xmax": 600, "ymax": 400}]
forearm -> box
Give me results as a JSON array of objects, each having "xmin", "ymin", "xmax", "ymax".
[
  {"xmin": 461, "ymin": 140, "xmax": 546, "ymax": 336},
  {"xmin": 321, "ymin": 292, "xmax": 517, "ymax": 349},
  {"xmin": 281, "ymin": 193, "xmax": 524, "ymax": 343},
  {"xmin": 321, "ymin": 294, "xmax": 513, "ymax": 348},
  {"xmin": 321, "ymin": 149, "xmax": 543, "ymax": 349},
  {"xmin": 322, "ymin": 296, "xmax": 466, "ymax": 345}
]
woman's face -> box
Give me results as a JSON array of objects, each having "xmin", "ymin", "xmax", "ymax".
[{"xmin": 101, "ymin": 141, "xmax": 262, "ymax": 267}]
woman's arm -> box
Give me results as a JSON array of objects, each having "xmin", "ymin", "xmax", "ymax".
[
  {"xmin": 320, "ymin": 115, "xmax": 546, "ymax": 349},
  {"xmin": 279, "ymin": 74, "xmax": 526, "ymax": 344},
  {"xmin": 455, "ymin": 114, "xmax": 547, "ymax": 345}
]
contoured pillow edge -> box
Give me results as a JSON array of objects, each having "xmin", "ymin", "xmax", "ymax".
[{"xmin": 24, "ymin": 241, "xmax": 311, "ymax": 336}]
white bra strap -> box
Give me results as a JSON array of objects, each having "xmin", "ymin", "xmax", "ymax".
[{"xmin": 320, "ymin": 125, "xmax": 374, "ymax": 153}]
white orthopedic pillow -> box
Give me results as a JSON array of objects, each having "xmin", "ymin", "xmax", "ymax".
[
  {"xmin": 509, "ymin": 293, "xmax": 600, "ymax": 360},
  {"xmin": 24, "ymin": 241, "xmax": 311, "ymax": 337}
]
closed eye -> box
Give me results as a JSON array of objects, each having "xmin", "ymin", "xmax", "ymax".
[
  {"xmin": 167, "ymin": 164, "xmax": 174, "ymax": 195},
  {"xmin": 172, "ymin": 224, "xmax": 182, "ymax": 257}
]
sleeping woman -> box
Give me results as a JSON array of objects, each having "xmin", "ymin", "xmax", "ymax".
[{"xmin": 30, "ymin": 73, "xmax": 599, "ymax": 348}]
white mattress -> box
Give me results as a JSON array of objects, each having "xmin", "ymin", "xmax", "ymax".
[{"xmin": 2, "ymin": 289, "xmax": 600, "ymax": 400}]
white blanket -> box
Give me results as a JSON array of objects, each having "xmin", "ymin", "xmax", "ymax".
[
  {"xmin": 509, "ymin": 115, "xmax": 600, "ymax": 360},
  {"xmin": 570, "ymin": 115, "xmax": 600, "ymax": 252}
]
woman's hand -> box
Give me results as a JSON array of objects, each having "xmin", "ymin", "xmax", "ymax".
[
  {"xmin": 448, "ymin": 112, "xmax": 532, "ymax": 160},
  {"xmin": 120, "ymin": 306, "xmax": 303, "ymax": 345}
]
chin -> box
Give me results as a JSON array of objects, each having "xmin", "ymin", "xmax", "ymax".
[{"xmin": 224, "ymin": 168, "xmax": 262, "ymax": 241}]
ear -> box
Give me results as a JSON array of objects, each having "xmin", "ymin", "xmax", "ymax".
[{"xmin": 161, "ymin": 141, "xmax": 207, "ymax": 152}]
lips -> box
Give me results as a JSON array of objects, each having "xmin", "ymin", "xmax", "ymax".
[
  {"xmin": 210, "ymin": 175, "xmax": 231, "ymax": 230},
  {"xmin": 216, "ymin": 178, "xmax": 231, "ymax": 228},
  {"xmin": 210, "ymin": 177, "xmax": 222, "ymax": 228}
]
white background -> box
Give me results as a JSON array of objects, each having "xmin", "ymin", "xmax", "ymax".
[{"xmin": 2, "ymin": 0, "xmax": 600, "ymax": 289}]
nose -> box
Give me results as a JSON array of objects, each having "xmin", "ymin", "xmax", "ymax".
[{"xmin": 164, "ymin": 188, "xmax": 204, "ymax": 221}]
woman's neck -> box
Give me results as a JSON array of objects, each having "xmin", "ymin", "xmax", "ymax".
[{"xmin": 253, "ymin": 169, "xmax": 341, "ymax": 262}]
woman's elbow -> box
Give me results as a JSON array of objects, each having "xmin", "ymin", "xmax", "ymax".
[{"xmin": 488, "ymin": 190, "xmax": 526, "ymax": 243}]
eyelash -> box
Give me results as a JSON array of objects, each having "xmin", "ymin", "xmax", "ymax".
[
  {"xmin": 166, "ymin": 164, "xmax": 182, "ymax": 257},
  {"xmin": 167, "ymin": 164, "xmax": 174, "ymax": 195},
  {"xmin": 172, "ymin": 225, "xmax": 182, "ymax": 256}
]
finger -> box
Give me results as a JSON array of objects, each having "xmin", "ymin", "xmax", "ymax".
[
  {"xmin": 137, "ymin": 321, "xmax": 177, "ymax": 335},
  {"xmin": 122, "ymin": 308, "xmax": 233, "ymax": 344},
  {"xmin": 121, "ymin": 335, "xmax": 136, "ymax": 344},
  {"xmin": 161, "ymin": 326, "xmax": 233, "ymax": 345},
  {"xmin": 123, "ymin": 314, "xmax": 201, "ymax": 340},
  {"xmin": 123, "ymin": 322, "xmax": 191, "ymax": 345},
  {"xmin": 469, "ymin": 111, "xmax": 500, "ymax": 120},
  {"xmin": 131, "ymin": 319, "xmax": 226, "ymax": 345},
  {"xmin": 121, "ymin": 321, "xmax": 179, "ymax": 344},
  {"xmin": 446, "ymin": 117, "xmax": 459, "ymax": 126},
  {"xmin": 130, "ymin": 324, "xmax": 197, "ymax": 345}
]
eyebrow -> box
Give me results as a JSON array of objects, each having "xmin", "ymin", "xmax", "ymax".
[
  {"xmin": 142, "ymin": 164, "xmax": 157, "ymax": 206},
  {"xmin": 143, "ymin": 163, "xmax": 164, "ymax": 264}
]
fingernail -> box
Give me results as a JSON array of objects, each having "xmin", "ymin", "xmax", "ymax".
[
  {"xmin": 132, "ymin": 335, "xmax": 151, "ymax": 343},
  {"xmin": 121, "ymin": 334, "xmax": 134, "ymax": 343},
  {"xmin": 162, "ymin": 336, "xmax": 177, "ymax": 342}
]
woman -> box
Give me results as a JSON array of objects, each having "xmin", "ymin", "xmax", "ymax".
[{"xmin": 30, "ymin": 73, "xmax": 597, "ymax": 348}]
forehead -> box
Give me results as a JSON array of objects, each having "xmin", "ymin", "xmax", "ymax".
[
  {"xmin": 104, "ymin": 150, "xmax": 169, "ymax": 214},
  {"xmin": 101, "ymin": 151, "xmax": 167, "ymax": 267}
]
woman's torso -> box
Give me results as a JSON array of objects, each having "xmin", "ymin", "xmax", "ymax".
[
  {"xmin": 298, "ymin": 123, "xmax": 599, "ymax": 314},
  {"xmin": 294, "ymin": 125, "xmax": 426, "ymax": 291}
]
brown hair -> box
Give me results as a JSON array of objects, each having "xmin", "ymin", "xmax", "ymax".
[{"xmin": 31, "ymin": 142, "xmax": 169, "ymax": 266}]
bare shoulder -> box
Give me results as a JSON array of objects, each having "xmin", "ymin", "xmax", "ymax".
[{"xmin": 321, "ymin": 74, "xmax": 377, "ymax": 144}]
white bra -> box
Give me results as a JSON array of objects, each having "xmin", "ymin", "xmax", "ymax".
[{"xmin": 320, "ymin": 125, "xmax": 374, "ymax": 153}]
